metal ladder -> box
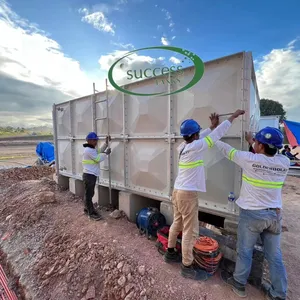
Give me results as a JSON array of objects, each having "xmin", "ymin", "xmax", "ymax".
[{"xmin": 93, "ymin": 79, "xmax": 112, "ymax": 205}]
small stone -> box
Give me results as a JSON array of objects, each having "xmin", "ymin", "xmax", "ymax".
[
  {"xmin": 138, "ymin": 265, "xmax": 145, "ymax": 276},
  {"xmin": 85, "ymin": 285, "xmax": 95, "ymax": 299},
  {"xmin": 109, "ymin": 209, "xmax": 123, "ymax": 219},
  {"xmin": 5, "ymin": 215, "xmax": 12, "ymax": 221},
  {"xmin": 23, "ymin": 248, "xmax": 31, "ymax": 255},
  {"xmin": 44, "ymin": 265, "xmax": 56, "ymax": 277},
  {"xmin": 125, "ymin": 284, "xmax": 134, "ymax": 294},
  {"xmin": 117, "ymin": 261, "xmax": 124, "ymax": 269},
  {"xmin": 103, "ymin": 264, "xmax": 110, "ymax": 271},
  {"xmin": 122, "ymin": 264, "xmax": 131, "ymax": 275},
  {"xmin": 125, "ymin": 291, "xmax": 134, "ymax": 300},
  {"xmin": 118, "ymin": 275, "xmax": 126, "ymax": 287},
  {"xmin": 140, "ymin": 290, "xmax": 146, "ymax": 296},
  {"xmin": 38, "ymin": 191, "xmax": 56, "ymax": 204},
  {"xmin": 127, "ymin": 273, "xmax": 132, "ymax": 282}
]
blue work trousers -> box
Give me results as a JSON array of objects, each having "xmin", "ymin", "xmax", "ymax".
[{"xmin": 234, "ymin": 208, "xmax": 287, "ymax": 299}]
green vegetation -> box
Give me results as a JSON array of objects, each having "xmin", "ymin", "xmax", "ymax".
[{"xmin": 0, "ymin": 126, "xmax": 53, "ymax": 137}]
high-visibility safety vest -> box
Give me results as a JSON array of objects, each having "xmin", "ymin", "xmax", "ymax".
[
  {"xmin": 216, "ymin": 141, "xmax": 290, "ymax": 210},
  {"xmin": 82, "ymin": 144, "xmax": 107, "ymax": 176},
  {"xmin": 174, "ymin": 120, "xmax": 232, "ymax": 193}
]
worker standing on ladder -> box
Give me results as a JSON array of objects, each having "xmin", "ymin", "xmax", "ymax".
[
  {"xmin": 215, "ymin": 128, "xmax": 289, "ymax": 300},
  {"xmin": 164, "ymin": 109, "xmax": 245, "ymax": 281},
  {"xmin": 82, "ymin": 132, "xmax": 111, "ymax": 221}
]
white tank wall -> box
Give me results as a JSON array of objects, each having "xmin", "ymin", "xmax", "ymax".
[
  {"xmin": 53, "ymin": 51, "xmax": 260, "ymax": 218},
  {"xmin": 259, "ymin": 116, "xmax": 280, "ymax": 130}
]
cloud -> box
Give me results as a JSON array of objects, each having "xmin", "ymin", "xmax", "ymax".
[
  {"xmin": 79, "ymin": 8, "xmax": 115, "ymax": 35},
  {"xmin": 256, "ymin": 38, "xmax": 300, "ymax": 121},
  {"xmin": 161, "ymin": 8, "xmax": 175, "ymax": 30},
  {"xmin": 171, "ymin": 36, "xmax": 176, "ymax": 40},
  {"xmin": 98, "ymin": 50, "xmax": 166, "ymax": 85},
  {"xmin": 161, "ymin": 36, "xmax": 169, "ymax": 46},
  {"xmin": 0, "ymin": 0, "xmax": 101, "ymax": 126},
  {"xmin": 157, "ymin": 25, "xmax": 162, "ymax": 30},
  {"xmin": 187, "ymin": 27, "xmax": 190, "ymax": 33},
  {"xmin": 111, "ymin": 42, "xmax": 135, "ymax": 50},
  {"xmin": 169, "ymin": 56, "xmax": 181, "ymax": 64}
]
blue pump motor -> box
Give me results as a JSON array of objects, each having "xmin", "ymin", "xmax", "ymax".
[{"xmin": 136, "ymin": 207, "xmax": 166, "ymax": 239}]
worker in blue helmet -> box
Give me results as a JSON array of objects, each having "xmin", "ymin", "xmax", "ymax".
[
  {"xmin": 215, "ymin": 127, "xmax": 289, "ymax": 300},
  {"xmin": 164, "ymin": 109, "xmax": 245, "ymax": 281},
  {"xmin": 82, "ymin": 132, "xmax": 111, "ymax": 221}
]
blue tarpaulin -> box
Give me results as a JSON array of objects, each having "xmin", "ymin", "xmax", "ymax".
[
  {"xmin": 283, "ymin": 120, "xmax": 300, "ymax": 147},
  {"xmin": 36, "ymin": 142, "xmax": 55, "ymax": 163}
]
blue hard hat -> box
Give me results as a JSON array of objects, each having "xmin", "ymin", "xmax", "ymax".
[
  {"xmin": 86, "ymin": 132, "xmax": 99, "ymax": 140},
  {"xmin": 255, "ymin": 127, "xmax": 283, "ymax": 149},
  {"xmin": 180, "ymin": 119, "xmax": 202, "ymax": 136}
]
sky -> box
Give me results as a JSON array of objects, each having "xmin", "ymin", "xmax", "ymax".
[{"xmin": 0, "ymin": 0, "xmax": 300, "ymax": 127}]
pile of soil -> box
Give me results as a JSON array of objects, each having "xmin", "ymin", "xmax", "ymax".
[
  {"xmin": 2, "ymin": 168, "xmax": 299, "ymax": 299},
  {"xmin": 0, "ymin": 166, "xmax": 54, "ymax": 186}
]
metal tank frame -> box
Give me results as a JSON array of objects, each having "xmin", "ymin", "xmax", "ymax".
[{"xmin": 52, "ymin": 51, "xmax": 260, "ymax": 220}]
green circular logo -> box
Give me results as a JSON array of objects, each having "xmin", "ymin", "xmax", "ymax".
[{"xmin": 108, "ymin": 46, "xmax": 205, "ymax": 97}]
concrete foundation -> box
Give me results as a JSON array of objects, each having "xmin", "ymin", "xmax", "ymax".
[
  {"xmin": 96, "ymin": 186, "xmax": 119, "ymax": 207},
  {"xmin": 224, "ymin": 219, "xmax": 238, "ymax": 234},
  {"xmin": 118, "ymin": 192, "xmax": 160, "ymax": 222},
  {"xmin": 53, "ymin": 174, "xmax": 69, "ymax": 190},
  {"xmin": 160, "ymin": 202, "xmax": 174, "ymax": 225},
  {"xmin": 69, "ymin": 178, "xmax": 84, "ymax": 198}
]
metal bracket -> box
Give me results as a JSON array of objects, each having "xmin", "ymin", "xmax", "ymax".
[
  {"xmin": 164, "ymin": 133, "xmax": 176, "ymax": 143},
  {"xmin": 122, "ymin": 134, "xmax": 129, "ymax": 142},
  {"xmin": 57, "ymin": 107, "xmax": 64, "ymax": 111}
]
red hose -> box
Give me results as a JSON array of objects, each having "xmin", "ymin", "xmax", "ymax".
[{"xmin": 0, "ymin": 265, "xmax": 18, "ymax": 300}]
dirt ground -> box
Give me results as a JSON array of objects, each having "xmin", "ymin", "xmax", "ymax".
[
  {"xmin": 0, "ymin": 167, "xmax": 299, "ymax": 300},
  {"xmin": 0, "ymin": 144, "xmax": 37, "ymax": 169}
]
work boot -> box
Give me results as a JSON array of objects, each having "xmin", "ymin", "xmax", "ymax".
[
  {"xmin": 221, "ymin": 270, "xmax": 247, "ymax": 298},
  {"xmin": 163, "ymin": 249, "xmax": 181, "ymax": 263},
  {"xmin": 261, "ymin": 281, "xmax": 286, "ymax": 300},
  {"xmin": 180, "ymin": 264, "xmax": 208, "ymax": 281},
  {"xmin": 88, "ymin": 211, "xmax": 102, "ymax": 221}
]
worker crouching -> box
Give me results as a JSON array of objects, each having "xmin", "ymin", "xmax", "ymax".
[
  {"xmin": 163, "ymin": 110, "xmax": 245, "ymax": 281},
  {"xmin": 82, "ymin": 132, "xmax": 111, "ymax": 221}
]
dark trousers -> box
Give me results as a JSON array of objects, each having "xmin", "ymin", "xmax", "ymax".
[{"xmin": 82, "ymin": 173, "xmax": 97, "ymax": 215}]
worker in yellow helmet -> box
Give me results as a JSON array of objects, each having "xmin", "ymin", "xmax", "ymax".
[
  {"xmin": 163, "ymin": 109, "xmax": 245, "ymax": 281},
  {"xmin": 216, "ymin": 128, "xmax": 289, "ymax": 300}
]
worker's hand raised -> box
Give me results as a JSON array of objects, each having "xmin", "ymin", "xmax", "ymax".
[
  {"xmin": 105, "ymin": 135, "xmax": 111, "ymax": 144},
  {"xmin": 232, "ymin": 109, "xmax": 245, "ymax": 118},
  {"xmin": 106, "ymin": 148, "xmax": 111, "ymax": 155},
  {"xmin": 209, "ymin": 113, "xmax": 219, "ymax": 129},
  {"xmin": 228, "ymin": 109, "xmax": 245, "ymax": 123},
  {"xmin": 245, "ymin": 131, "xmax": 254, "ymax": 144}
]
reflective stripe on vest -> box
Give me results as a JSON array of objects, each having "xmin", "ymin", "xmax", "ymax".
[
  {"xmin": 178, "ymin": 160, "xmax": 204, "ymax": 169},
  {"xmin": 82, "ymin": 153, "xmax": 104, "ymax": 165},
  {"xmin": 204, "ymin": 136, "xmax": 214, "ymax": 148},
  {"xmin": 82, "ymin": 159, "xmax": 97, "ymax": 165},
  {"xmin": 229, "ymin": 149, "xmax": 237, "ymax": 161},
  {"xmin": 242, "ymin": 175, "xmax": 283, "ymax": 189}
]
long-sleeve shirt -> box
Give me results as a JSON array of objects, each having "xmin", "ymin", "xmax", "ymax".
[
  {"xmin": 82, "ymin": 143, "xmax": 108, "ymax": 176},
  {"xmin": 174, "ymin": 120, "xmax": 232, "ymax": 192},
  {"xmin": 215, "ymin": 141, "xmax": 290, "ymax": 210}
]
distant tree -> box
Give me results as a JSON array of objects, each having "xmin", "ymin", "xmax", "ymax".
[{"xmin": 260, "ymin": 99, "xmax": 286, "ymax": 122}]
